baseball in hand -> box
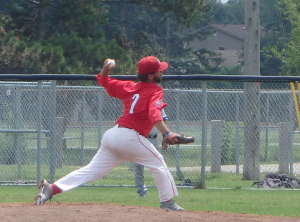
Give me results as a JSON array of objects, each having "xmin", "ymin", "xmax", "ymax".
[{"xmin": 106, "ymin": 59, "xmax": 115, "ymax": 69}]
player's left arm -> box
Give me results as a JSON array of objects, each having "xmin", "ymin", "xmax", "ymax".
[
  {"xmin": 161, "ymin": 108, "xmax": 168, "ymax": 121},
  {"xmin": 154, "ymin": 108, "xmax": 194, "ymax": 149},
  {"xmin": 153, "ymin": 121, "xmax": 184, "ymax": 150},
  {"xmin": 154, "ymin": 120, "xmax": 170, "ymax": 137}
]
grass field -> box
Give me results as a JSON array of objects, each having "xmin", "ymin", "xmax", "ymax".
[
  {"xmin": 2, "ymin": 122, "xmax": 300, "ymax": 190},
  {"xmin": 14, "ymin": 122, "xmax": 300, "ymax": 166},
  {"xmin": 0, "ymin": 166, "xmax": 267, "ymax": 189},
  {"xmin": 1, "ymin": 186, "xmax": 300, "ymax": 218}
]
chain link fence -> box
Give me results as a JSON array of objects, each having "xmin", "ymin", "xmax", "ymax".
[{"xmin": 0, "ymin": 75, "xmax": 299, "ymax": 189}]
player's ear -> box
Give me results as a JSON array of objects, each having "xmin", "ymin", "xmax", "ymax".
[{"xmin": 148, "ymin": 73, "xmax": 154, "ymax": 80}]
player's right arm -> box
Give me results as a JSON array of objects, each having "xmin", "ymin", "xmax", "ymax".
[
  {"xmin": 96, "ymin": 58, "xmax": 131, "ymax": 98},
  {"xmin": 100, "ymin": 58, "xmax": 114, "ymax": 78}
]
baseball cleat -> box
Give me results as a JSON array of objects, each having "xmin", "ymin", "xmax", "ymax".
[
  {"xmin": 160, "ymin": 199, "xmax": 185, "ymax": 211},
  {"xmin": 138, "ymin": 192, "xmax": 147, "ymax": 198},
  {"xmin": 34, "ymin": 179, "xmax": 53, "ymax": 206}
]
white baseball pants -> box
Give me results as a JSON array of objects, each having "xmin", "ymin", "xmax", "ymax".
[
  {"xmin": 133, "ymin": 136, "xmax": 159, "ymax": 194},
  {"xmin": 54, "ymin": 125, "xmax": 178, "ymax": 202}
]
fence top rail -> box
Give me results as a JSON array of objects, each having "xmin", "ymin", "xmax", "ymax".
[{"xmin": 0, "ymin": 74, "xmax": 300, "ymax": 82}]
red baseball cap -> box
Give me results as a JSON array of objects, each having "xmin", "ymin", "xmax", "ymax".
[{"xmin": 137, "ymin": 56, "xmax": 168, "ymax": 75}]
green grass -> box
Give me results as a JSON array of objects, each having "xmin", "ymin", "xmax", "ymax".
[
  {"xmin": 3, "ymin": 123, "xmax": 300, "ymax": 190},
  {"xmin": 13, "ymin": 124, "xmax": 300, "ymax": 167},
  {"xmin": 0, "ymin": 164, "xmax": 258, "ymax": 189},
  {"xmin": 1, "ymin": 186, "xmax": 300, "ymax": 218},
  {"xmin": 0, "ymin": 162, "xmax": 292, "ymax": 189}
]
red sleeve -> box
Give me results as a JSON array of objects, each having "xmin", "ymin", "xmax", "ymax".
[
  {"xmin": 95, "ymin": 74, "xmax": 131, "ymax": 98},
  {"xmin": 96, "ymin": 74, "xmax": 108, "ymax": 87},
  {"xmin": 148, "ymin": 90, "xmax": 167, "ymax": 125}
]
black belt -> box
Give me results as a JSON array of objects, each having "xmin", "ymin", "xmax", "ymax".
[{"xmin": 147, "ymin": 135, "xmax": 157, "ymax": 138}]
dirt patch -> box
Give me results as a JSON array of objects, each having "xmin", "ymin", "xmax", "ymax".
[{"xmin": 0, "ymin": 202, "xmax": 299, "ymax": 222}]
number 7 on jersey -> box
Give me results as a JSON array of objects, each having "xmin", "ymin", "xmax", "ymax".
[{"xmin": 129, "ymin": 94, "xmax": 139, "ymax": 114}]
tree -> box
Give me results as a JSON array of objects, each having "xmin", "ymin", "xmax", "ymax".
[
  {"xmin": 263, "ymin": 0, "xmax": 300, "ymax": 76},
  {"xmin": 206, "ymin": 0, "xmax": 292, "ymax": 76},
  {"xmin": 2, "ymin": 0, "xmax": 215, "ymax": 75},
  {"xmin": 102, "ymin": 0, "xmax": 210, "ymax": 27},
  {"xmin": 259, "ymin": 0, "xmax": 286, "ymax": 76},
  {"xmin": 106, "ymin": 1, "xmax": 222, "ymax": 75},
  {"xmin": 0, "ymin": 27, "xmax": 65, "ymax": 74},
  {"xmin": 0, "ymin": 0, "xmax": 12, "ymax": 14},
  {"xmin": 207, "ymin": 0, "xmax": 244, "ymax": 24},
  {"xmin": 2, "ymin": 0, "xmax": 136, "ymax": 74},
  {"xmin": 4, "ymin": 0, "xmax": 109, "ymax": 40},
  {"xmin": 1, "ymin": 0, "xmax": 216, "ymax": 157}
]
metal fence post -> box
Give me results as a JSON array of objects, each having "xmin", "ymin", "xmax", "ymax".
[
  {"xmin": 289, "ymin": 96, "xmax": 294, "ymax": 177},
  {"xmin": 175, "ymin": 90, "xmax": 181, "ymax": 179},
  {"xmin": 56, "ymin": 117, "xmax": 63, "ymax": 167},
  {"xmin": 80, "ymin": 95, "xmax": 85, "ymax": 165},
  {"xmin": 235, "ymin": 93, "xmax": 241, "ymax": 174},
  {"xmin": 279, "ymin": 122, "xmax": 290, "ymax": 174},
  {"xmin": 97, "ymin": 89, "xmax": 103, "ymax": 148},
  {"xmin": 200, "ymin": 81, "xmax": 207, "ymax": 188},
  {"xmin": 36, "ymin": 81, "xmax": 42, "ymax": 184},
  {"xmin": 15, "ymin": 85, "xmax": 22, "ymax": 179},
  {"xmin": 48, "ymin": 81, "xmax": 57, "ymax": 183},
  {"xmin": 211, "ymin": 120, "xmax": 222, "ymax": 173},
  {"xmin": 265, "ymin": 93, "xmax": 270, "ymax": 161}
]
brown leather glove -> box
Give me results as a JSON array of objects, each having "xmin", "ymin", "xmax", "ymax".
[{"xmin": 162, "ymin": 131, "xmax": 194, "ymax": 150}]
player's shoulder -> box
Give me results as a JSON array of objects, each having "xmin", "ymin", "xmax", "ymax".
[
  {"xmin": 136, "ymin": 82, "xmax": 162, "ymax": 90},
  {"xmin": 115, "ymin": 79, "xmax": 136, "ymax": 88}
]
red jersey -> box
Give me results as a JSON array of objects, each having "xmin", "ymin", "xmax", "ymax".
[{"xmin": 96, "ymin": 74, "xmax": 166, "ymax": 137}]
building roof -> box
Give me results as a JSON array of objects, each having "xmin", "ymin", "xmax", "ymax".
[{"xmin": 209, "ymin": 24, "xmax": 245, "ymax": 40}]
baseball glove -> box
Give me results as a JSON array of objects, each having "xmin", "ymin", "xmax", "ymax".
[{"xmin": 162, "ymin": 131, "xmax": 194, "ymax": 150}]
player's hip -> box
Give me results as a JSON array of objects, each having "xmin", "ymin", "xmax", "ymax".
[{"xmin": 101, "ymin": 126, "xmax": 160, "ymax": 158}]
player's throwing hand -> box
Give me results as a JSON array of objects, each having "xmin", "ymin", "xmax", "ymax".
[{"xmin": 104, "ymin": 58, "xmax": 115, "ymax": 70}]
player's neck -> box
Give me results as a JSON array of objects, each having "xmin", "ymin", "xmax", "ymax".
[{"xmin": 146, "ymin": 79, "xmax": 158, "ymax": 84}]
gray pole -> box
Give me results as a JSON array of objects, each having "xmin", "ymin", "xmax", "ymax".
[
  {"xmin": 175, "ymin": 90, "xmax": 181, "ymax": 179},
  {"xmin": 36, "ymin": 81, "xmax": 42, "ymax": 184},
  {"xmin": 49, "ymin": 80, "xmax": 57, "ymax": 182},
  {"xmin": 200, "ymin": 81, "xmax": 207, "ymax": 188},
  {"xmin": 235, "ymin": 93, "xmax": 240, "ymax": 175},
  {"xmin": 80, "ymin": 95, "xmax": 85, "ymax": 165},
  {"xmin": 243, "ymin": 0, "xmax": 261, "ymax": 180},
  {"xmin": 265, "ymin": 94, "xmax": 270, "ymax": 160},
  {"xmin": 97, "ymin": 89, "xmax": 103, "ymax": 148},
  {"xmin": 289, "ymin": 96, "xmax": 294, "ymax": 177},
  {"xmin": 16, "ymin": 86, "xmax": 22, "ymax": 179}
]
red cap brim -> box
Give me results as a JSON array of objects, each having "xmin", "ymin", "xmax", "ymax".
[{"xmin": 158, "ymin": 62, "xmax": 168, "ymax": 72}]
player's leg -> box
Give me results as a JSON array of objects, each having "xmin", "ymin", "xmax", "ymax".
[
  {"xmin": 141, "ymin": 153, "xmax": 178, "ymax": 202},
  {"xmin": 129, "ymin": 136, "xmax": 184, "ymax": 210},
  {"xmin": 54, "ymin": 146, "xmax": 123, "ymax": 191},
  {"xmin": 133, "ymin": 163, "xmax": 147, "ymax": 197},
  {"xmin": 91, "ymin": 126, "xmax": 182, "ymax": 210},
  {"xmin": 148, "ymin": 137, "xmax": 160, "ymax": 152},
  {"xmin": 132, "ymin": 136, "xmax": 158, "ymax": 197},
  {"xmin": 35, "ymin": 127, "xmax": 124, "ymax": 205}
]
